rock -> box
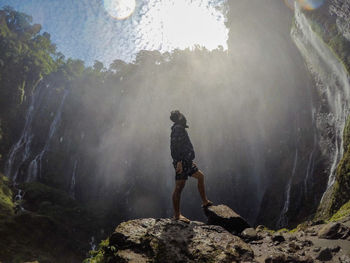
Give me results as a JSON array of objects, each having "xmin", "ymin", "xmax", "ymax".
[
  {"xmin": 330, "ymin": 245, "xmax": 341, "ymax": 253},
  {"xmin": 103, "ymin": 218, "xmax": 254, "ymax": 263},
  {"xmin": 339, "ymin": 255, "xmax": 350, "ymax": 263},
  {"xmin": 299, "ymin": 239, "xmax": 313, "ymax": 248},
  {"xmin": 264, "ymin": 253, "xmax": 313, "ymax": 263},
  {"xmin": 115, "ymin": 249, "xmax": 150, "ymax": 263},
  {"xmin": 318, "ymin": 222, "xmax": 350, "ymax": 239},
  {"xmin": 315, "ymin": 247, "xmax": 333, "ymax": 261},
  {"xmin": 288, "ymin": 241, "xmax": 301, "ymax": 252},
  {"xmin": 264, "ymin": 253, "xmax": 285, "ymax": 263},
  {"xmin": 311, "ymin": 220, "xmax": 325, "ymax": 226},
  {"xmin": 241, "ymin": 228, "xmax": 258, "ymax": 241},
  {"xmin": 256, "ymin": 225, "xmax": 266, "ymax": 232},
  {"xmin": 313, "ymin": 247, "xmax": 321, "ymax": 252},
  {"xmin": 204, "ymin": 204, "xmax": 250, "ymax": 233},
  {"xmin": 272, "ymin": 233, "xmax": 285, "ymax": 243}
]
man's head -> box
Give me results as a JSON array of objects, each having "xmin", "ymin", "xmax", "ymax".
[{"xmin": 170, "ymin": 110, "xmax": 189, "ymax": 128}]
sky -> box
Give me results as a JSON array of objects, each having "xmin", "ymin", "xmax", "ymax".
[{"xmin": 0, "ymin": 0, "xmax": 228, "ymax": 66}]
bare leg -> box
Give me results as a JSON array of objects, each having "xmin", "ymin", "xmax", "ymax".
[
  {"xmin": 192, "ymin": 170, "xmax": 211, "ymax": 206},
  {"xmin": 172, "ymin": 179, "xmax": 186, "ymax": 219}
]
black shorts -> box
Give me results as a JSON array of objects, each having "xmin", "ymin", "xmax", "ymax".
[{"xmin": 173, "ymin": 160, "xmax": 199, "ymax": 180}]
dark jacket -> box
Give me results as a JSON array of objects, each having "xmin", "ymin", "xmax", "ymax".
[{"xmin": 170, "ymin": 124, "xmax": 195, "ymax": 164}]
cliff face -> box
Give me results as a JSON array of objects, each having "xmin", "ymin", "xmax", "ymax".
[
  {"xmin": 318, "ymin": 116, "xmax": 350, "ymax": 218},
  {"xmin": 297, "ymin": 1, "xmax": 350, "ymax": 220},
  {"xmin": 330, "ymin": 0, "xmax": 350, "ymax": 41}
]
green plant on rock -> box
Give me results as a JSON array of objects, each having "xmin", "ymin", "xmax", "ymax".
[
  {"xmin": 317, "ymin": 115, "xmax": 350, "ymax": 220},
  {"xmin": 0, "ymin": 174, "xmax": 14, "ymax": 220},
  {"xmin": 330, "ymin": 200, "xmax": 350, "ymax": 222}
]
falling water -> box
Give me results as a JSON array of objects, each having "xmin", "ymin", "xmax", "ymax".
[
  {"xmin": 14, "ymin": 188, "xmax": 25, "ymax": 212},
  {"xmin": 5, "ymin": 81, "xmax": 44, "ymax": 181},
  {"xmin": 70, "ymin": 160, "xmax": 78, "ymax": 198},
  {"xmin": 304, "ymin": 108, "xmax": 317, "ymax": 196},
  {"xmin": 277, "ymin": 149, "xmax": 298, "ymax": 227},
  {"xmin": 89, "ymin": 236, "xmax": 96, "ymax": 251},
  {"xmin": 304, "ymin": 135, "xmax": 316, "ymax": 196},
  {"xmin": 26, "ymin": 89, "xmax": 69, "ymax": 182},
  {"xmin": 292, "ymin": 4, "xmax": 350, "ymax": 200}
]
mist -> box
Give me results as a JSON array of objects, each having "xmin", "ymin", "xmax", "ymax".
[
  {"xmin": 2, "ymin": 0, "xmax": 318, "ymax": 226},
  {"xmin": 66, "ymin": 0, "xmax": 315, "ymax": 224}
]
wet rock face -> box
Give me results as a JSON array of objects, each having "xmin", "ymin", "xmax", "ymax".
[
  {"xmin": 108, "ymin": 218, "xmax": 253, "ymax": 263},
  {"xmin": 204, "ymin": 204, "xmax": 250, "ymax": 234},
  {"xmin": 330, "ymin": 0, "xmax": 350, "ymax": 41}
]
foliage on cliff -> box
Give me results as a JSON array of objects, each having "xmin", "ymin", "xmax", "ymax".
[
  {"xmin": 316, "ymin": 115, "xmax": 350, "ymax": 220},
  {"xmin": 0, "ymin": 6, "xmax": 58, "ymax": 111},
  {"xmin": 0, "ymin": 178, "xmax": 101, "ymax": 263},
  {"xmin": 0, "ymin": 174, "xmax": 14, "ymax": 220},
  {"xmin": 329, "ymin": 116, "xmax": 350, "ymax": 214}
]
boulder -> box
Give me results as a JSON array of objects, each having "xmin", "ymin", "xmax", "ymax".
[
  {"xmin": 204, "ymin": 204, "xmax": 250, "ymax": 233},
  {"xmin": 318, "ymin": 222, "xmax": 350, "ymax": 240},
  {"xmin": 315, "ymin": 247, "xmax": 333, "ymax": 261},
  {"xmin": 241, "ymin": 228, "xmax": 258, "ymax": 241},
  {"xmin": 104, "ymin": 218, "xmax": 254, "ymax": 263}
]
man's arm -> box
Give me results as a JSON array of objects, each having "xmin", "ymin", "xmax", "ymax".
[{"xmin": 171, "ymin": 125, "xmax": 187, "ymax": 173}]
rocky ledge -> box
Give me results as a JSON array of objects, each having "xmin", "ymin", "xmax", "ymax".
[{"xmin": 86, "ymin": 205, "xmax": 350, "ymax": 263}]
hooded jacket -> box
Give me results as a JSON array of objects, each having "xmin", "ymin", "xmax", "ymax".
[{"xmin": 170, "ymin": 123, "xmax": 195, "ymax": 164}]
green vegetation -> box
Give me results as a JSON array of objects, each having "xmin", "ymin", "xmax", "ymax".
[
  {"xmin": 83, "ymin": 239, "xmax": 110, "ymax": 263},
  {"xmin": 327, "ymin": 115, "xmax": 350, "ymax": 216},
  {"xmin": 330, "ymin": 200, "xmax": 350, "ymax": 222},
  {"xmin": 0, "ymin": 174, "xmax": 14, "ymax": 220},
  {"xmin": 0, "ymin": 179, "xmax": 100, "ymax": 263},
  {"xmin": 315, "ymin": 115, "xmax": 350, "ymax": 220}
]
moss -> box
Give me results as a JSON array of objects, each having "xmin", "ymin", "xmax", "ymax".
[
  {"xmin": 83, "ymin": 238, "xmax": 115, "ymax": 263},
  {"xmin": 330, "ymin": 200, "xmax": 350, "ymax": 222},
  {"xmin": 0, "ymin": 175, "xmax": 14, "ymax": 221}
]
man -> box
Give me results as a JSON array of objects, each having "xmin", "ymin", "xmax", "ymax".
[{"xmin": 170, "ymin": 110, "xmax": 212, "ymax": 223}]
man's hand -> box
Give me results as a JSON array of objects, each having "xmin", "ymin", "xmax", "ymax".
[{"xmin": 176, "ymin": 161, "xmax": 183, "ymax": 174}]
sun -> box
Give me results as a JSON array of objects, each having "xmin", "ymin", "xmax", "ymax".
[{"xmin": 104, "ymin": 0, "xmax": 136, "ymax": 20}]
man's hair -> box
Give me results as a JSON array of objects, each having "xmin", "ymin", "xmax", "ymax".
[{"xmin": 170, "ymin": 110, "xmax": 188, "ymax": 128}]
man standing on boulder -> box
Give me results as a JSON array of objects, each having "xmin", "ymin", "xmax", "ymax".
[{"xmin": 170, "ymin": 110, "xmax": 212, "ymax": 223}]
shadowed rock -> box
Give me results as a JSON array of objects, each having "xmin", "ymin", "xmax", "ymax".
[
  {"xmin": 106, "ymin": 218, "xmax": 253, "ymax": 263},
  {"xmin": 204, "ymin": 204, "xmax": 250, "ymax": 233},
  {"xmin": 318, "ymin": 222, "xmax": 350, "ymax": 240}
]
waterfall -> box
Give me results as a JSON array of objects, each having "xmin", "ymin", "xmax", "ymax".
[
  {"xmin": 304, "ymin": 134, "xmax": 316, "ymax": 196},
  {"xmin": 89, "ymin": 236, "xmax": 96, "ymax": 251},
  {"xmin": 70, "ymin": 160, "xmax": 78, "ymax": 198},
  {"xmin": 5, "ymin": 81, "xmax": 69, "ymax": 183},
  {"xmin": 14, "ymin": 187, "xmax": 25, "ymax": 213},
  {"xmin": 304, "ymin": 107, "xmax": 317, "ymax": 196},
  {"xmin": 26, "ymin": 89, "xmax": 69, "ymax": 182},
  {"xmin": 5, "ymin": 82, "xmax": 45, "ymax": 181},
  {"xmin": 292, "ymin": 4, "xmax": 350, "ymax": 201},
  {"xmin": 277, "ymin": 149, "xmax": 298, "ymax": 228}
]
